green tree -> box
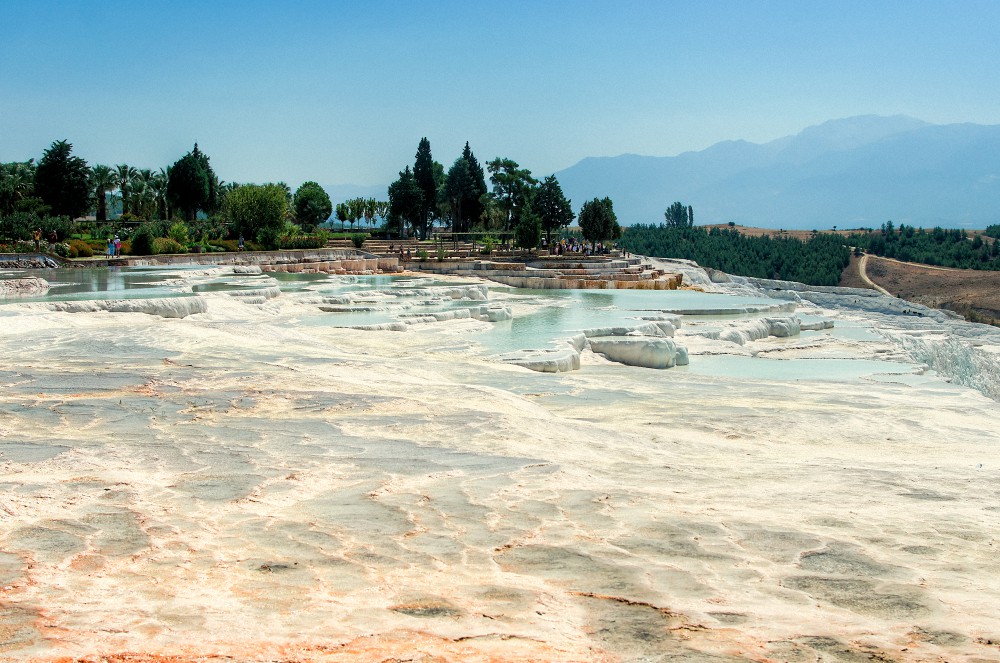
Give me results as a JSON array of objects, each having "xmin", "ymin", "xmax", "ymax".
[
  {"xmin": 0, "ymin": 161, "xmax": 38, "ymax": 216},
  {"xmin": 35, "ymin": 140, "xmax": 90, "ymax": 218},
  {"xmin": 132, "ymin": 168, "xmax": 156, "ymax": 219},
  {"xmin": 223, "ymin": 183, "xmax": 288, "ymax": 248},
  {"xmin": 514, "ymin": 193, "xmax": 542, "ymax": 251},
  {"xmin": 665, "ymin": 201, "xmax": 690, "ymax": 228},
  {"xmin": 387, "ymin": 166, "xmax": 422, "ymax": 238},
  {"xmin": 363, "ymin": 198, "xmax": 377, "ymax": 230},
  {"xmin": 579, "ymin": 197, "xmax": 619, "ymax": 246},
  {"xmin": 114, "ymin": 164, "xmax": 138, "ymax": 217},
  {"xmin": 293, "ymin": 181, "xmax": 332, "ymax": 230},
  {"xmin": 90, "ymin": 164, "xmax": 115, "ymax": 222},
  {"xmin": 461, "ymin": 142, "xmax": 488, "ymax": 230},
  {"xmin": 533, "ymin": 175, "xmax": 574, "ymax": 246},
  {"xmin": 345, "ymin": 197, "xmax": 367, "ymax": 231},
  {"xmin": 443, "ymin": 157, "xmax": 474, "ymax": 233},
  {"xmin": 151, "ymin": 168, "xmax": 169, "ymax": 220},
  {"xmin": 167, "ymin": 144, "xmax": 218, "ymax": 221},
  {"xmin": 487, "ymin": 158, "xmax": 536, "ymax": 230},
  {"xmin": 412, "ymin": 138, "xmax": 437, "ymax": 240},
  {"xmin": 334, "ymin": 202, "xmax": 349, "ymax": 230}
]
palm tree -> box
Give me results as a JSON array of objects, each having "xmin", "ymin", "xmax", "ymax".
[
  {"xmin": 133, "ymin": 168, "xmax": 156, "ymax": 219},
  {"xmin": 0, "ymin": 160, "xmax": 36, "ymax": 215},
  {"xmin": 90, "ymin": 164, "xmax": 115, "ymax": 222},
  {"xmin": 151, "ymin": 168, "xmax": 169, "ymax": 220},
  {"xmin": 114, "ymin": 164, "xmax": 138, "ymax": 218}
]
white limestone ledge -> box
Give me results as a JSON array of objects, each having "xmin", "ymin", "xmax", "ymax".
[
  {"xmin": 588, "ymin": 336, "xmax": 689, "ymax": 369},
  {"xmin": 690, "ymin": 315, "xmax": 816, "ymax": 346},
  {"xmin": 47, "ymin": 296, "xmax": 208, "ymax": 318}
]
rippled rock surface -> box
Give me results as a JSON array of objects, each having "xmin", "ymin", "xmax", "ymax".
[{"xmin": 0, "ymin": 262, "xmax": 998, "ymax": 661}]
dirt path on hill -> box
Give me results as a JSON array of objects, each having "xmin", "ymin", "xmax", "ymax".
[
  {"xmin": 856, "ymin": 254, "xmax": 1000, "ymax": 323},
  {"xmin": 856, "ymin": 254, "xmax": 892, "ymax": 296}
]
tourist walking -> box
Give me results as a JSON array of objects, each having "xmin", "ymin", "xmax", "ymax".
[{"xmin": 33, "ymin": 228, "xmax": 41, "ymax": 252}]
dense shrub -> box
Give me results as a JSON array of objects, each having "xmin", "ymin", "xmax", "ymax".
[
  {"xmin": 67, "ymin": 239, "xmax": 93, "ymax": 258},
  {"xmin": 277, "ymin": 234, "xmax": 327, "ymax": 250},
  {"xmin": 167, "ymin": 221, "xmax": 189, "ymax": 245},
  {"xmin": 0, "ymin": 212, "xmax": 36, "ymax": 241},
  {"xmin": 0, "ymin": 240, "xmax": 37, "ymax": 253},
  {"xmin": 0, "ymin": 213, "xmax": 73, "ymax": 242},
  {"xmin": 151, "ymin": 237, "xmax": 186, "ymax": 254},
  {"xmin": 210, "ymin": 239, "xmax": 239, "ymax": 252},
  {"xmin": 129, "ymin": 225, "xmax": 155, "ymax": 256},
  {"xmin": 350, "ymin": 233, "xmax": 367, "ymax": 248}
]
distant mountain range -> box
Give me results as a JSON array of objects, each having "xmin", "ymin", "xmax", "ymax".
[{"xmin": 554, "ymin": 115, "xmax": 1000, "ymax": 229}]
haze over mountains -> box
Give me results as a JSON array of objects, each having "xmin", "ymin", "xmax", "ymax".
[
  {"xmin": 555, "ymin": 115, "xmax": 1000, "ymax": 230},
  {"xmin": 330, "ymin": 115, "xmax": 1000, "ymax": 230}
]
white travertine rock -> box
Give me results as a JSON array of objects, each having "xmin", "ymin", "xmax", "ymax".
[
  {"xmin": 479, "ymin": 305, "xmax": 513, "ymax": 322},
  {"xmin": 353, "ymin": 322, "xmax": 408, "ymax": 331},
  {"xmin": 588, "ymin": 336, "xmax": 684, "ymax": 369},
  {"xmin": 48, "ymin": 296, "xmax": 208, "ymax": 318},
  {"xmin": 0, "ymin": 277, "xmax": 49, "ymax": 295},
  {"xmin": 228, "ymin": 287, "xmax": 281, "ymax": 301},
  {"xmin": 715, "ymin": 316, "xmax": 802, "ymax": 345},
  {"xmin": 498, "ymin": 347, "xmax": 581, "ymax": 373},
  {"xmin": 567, "ymin": 333, "xmax": 588, "ymax": 352},
  {"xmin": 800, "ymin": 318, "xmax": 835, "ymax": 331},
  {"xmin": 583, "ymin": 322, "xmax": 667, "ymax": 338}
]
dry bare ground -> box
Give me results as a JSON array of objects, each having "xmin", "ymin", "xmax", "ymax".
[{"xmin": 845, "ymin": 253, "xmax": 1000, "ymax": 324}]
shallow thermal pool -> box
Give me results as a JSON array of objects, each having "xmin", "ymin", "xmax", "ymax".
[{"xmin": 0, "ymin": 265, "xmax": 913, "ymax": 384}]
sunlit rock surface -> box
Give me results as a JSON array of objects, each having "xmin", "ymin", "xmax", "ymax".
[
  {"xmin": 0, "ymin": 276, "xmax": 49, "ymax": 295},
  {"xmin": 0, "ymin": 261, "xmax": 998, "ymax": 661}
]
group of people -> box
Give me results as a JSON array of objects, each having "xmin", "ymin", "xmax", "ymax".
[
  {"xmin": 33, "ymin": 228, "xmax": 58, "ymax": 252},
  {"xmin": 543, "ymin": 237, "xmax": 614, "ymax": 257},
  {"xmin": 106, "ymin": 236, "xmax": 121, "ymax": 257}
]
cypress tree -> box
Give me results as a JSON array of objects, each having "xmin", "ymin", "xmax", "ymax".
[
  {"xmin": 461, "ymin": 142, "xmax": 487, "ymax": 229},
  {"xmin": 413, "ymin": 138, "xmax": 436, "ymax": 239}
]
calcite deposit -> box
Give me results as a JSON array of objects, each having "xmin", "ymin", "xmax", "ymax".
[{"xmin": 0, "ymin": 259, "xmax": 998, "ymax": 662}]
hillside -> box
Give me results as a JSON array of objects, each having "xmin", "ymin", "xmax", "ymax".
[{"xmin": 848, "ymin": 254, "xmax": 1000, "ymax": 324}]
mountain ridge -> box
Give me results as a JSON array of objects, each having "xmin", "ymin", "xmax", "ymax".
[{"xmin": 556, "ymin": 115, "xmax": 999, "ymax": 229}]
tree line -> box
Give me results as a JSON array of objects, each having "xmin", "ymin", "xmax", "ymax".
[
  {"xmin": 2, "ymin": 137, "xmax": 629, "ymax": 255},
  {"xmin": 847, "ymin": 221, "xmax": 1000, "ymax": 270},
  {"xmin": 385, "ymin": 138, "xmax": 606, "ymax": 249},
  {"xmin": 622, "ymin": 218, "xmax": 851, "ymax": 286},
  {"xmin": 0, "ymin": 140, "xmax": 338, "ymax": 254}
]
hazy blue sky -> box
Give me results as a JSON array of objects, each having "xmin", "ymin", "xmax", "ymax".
[{"xmin": 3, "ymin": 1, "xmax": 999, "ymax": 189}]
